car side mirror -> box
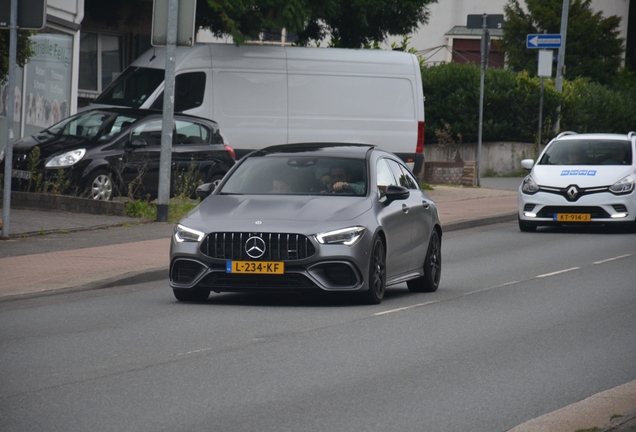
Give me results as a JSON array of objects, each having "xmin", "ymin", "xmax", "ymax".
[
  {"xmin": 125, "ymin": 138, "xmax": 148, "ymax": 151},
  {"xmin": 521, "ymin": 159, "xmax": 535, "ymax": 170},
  {"xmin": 383, "ymin": 184, "xmax": 410, "ymax": 203},
  {"xmin": 196, "ymin": 183, "xmax": 215, "ymax": 199}
]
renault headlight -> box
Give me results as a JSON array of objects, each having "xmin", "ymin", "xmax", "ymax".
[
  {"xmin": 609, "ymin": 175, "xmax": 635, "ymax": 195},
  {"xmin": 174, "ymin": 224, "xmax": 205, "ymax": 243},
  {"xmin": 315, "ymin": 226, "xmax": 365, "ymax": 246},
  {"xmin": 521, "ymin": 175, "xmax": 540, "ymax": 194},
  {"xmin": 45, "ymin": 149, "xmax": 86, "ymax": 168}
]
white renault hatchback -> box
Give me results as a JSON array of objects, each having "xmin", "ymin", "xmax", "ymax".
[{"xmin": 518, "ymin": 131, "xmax": 636, "ymax": 232}]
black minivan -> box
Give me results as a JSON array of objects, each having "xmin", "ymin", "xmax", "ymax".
[{"xmin": 4, "ymin": 108, "xmax": 235, "ymax": 200}]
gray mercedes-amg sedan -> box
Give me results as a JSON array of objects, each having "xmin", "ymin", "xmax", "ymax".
[{"xmin": 169, "ymin": 143, "xmax": 442, "ymax": 304}]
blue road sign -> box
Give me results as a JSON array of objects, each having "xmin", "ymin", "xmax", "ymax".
[{"xmin": 526, "ymin": 34, "xmax": 562, "ymax": 49}]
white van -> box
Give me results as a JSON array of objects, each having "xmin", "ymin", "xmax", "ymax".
[{"xmin": 89, "ymin": 43, "xmax": 425, "ymax": 173}]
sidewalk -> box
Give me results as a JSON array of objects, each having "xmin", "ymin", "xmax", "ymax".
[{"xmin": 1, "ymin": 182, "xmax": 635, "ymax": 432}]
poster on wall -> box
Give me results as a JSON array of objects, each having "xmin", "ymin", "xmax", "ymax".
[
  {"xmin": 23, "ymin": 33, "xmax": 72, "ymax": 134},
  {"xmin": 0, "ymin": 32, "xmax": 73, "ymax": 146}
]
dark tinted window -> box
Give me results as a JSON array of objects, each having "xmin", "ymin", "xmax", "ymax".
[
  {"xmin": 150, "ymin": 72, "xmax": 206, "ymax": 112},
  {"xmin": 175, "ymin": 120, "xmax": 209, "ymax": 145}
]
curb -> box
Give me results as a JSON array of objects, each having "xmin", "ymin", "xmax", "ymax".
[{"xmin": 443, "ymin": 212, "xmax": 517, "ymax": 232}]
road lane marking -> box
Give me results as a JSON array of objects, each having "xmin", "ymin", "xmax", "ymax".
[
  {"xmin": 594, "ymin": 254, "xmax": 632, "ymax": 265},
  {"xmin": 374, "ymin": 281, "xmax": 520, "ymax": 316},
  {"xmin": 536, "ymin": 267, "xmax": 579, "ymax": 278}
]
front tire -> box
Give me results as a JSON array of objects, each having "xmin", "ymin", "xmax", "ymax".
[
  {"xmin": 173, "ymin": 288, "xmax": 210, "ymax": 302},
  {"xmin": 518, "ymin": 216, "xmax": 537, "ymax": 232},
  {"xmin": 407, "ymin": 229, "xmax": 442, "ymax": 293},
  {"xmin": 363, "ymin": 236, "xmax": 386, "ymax": 304},
  {"xmin": 85, "ymin": 169, "xmax": 113, "ymax": 201}
]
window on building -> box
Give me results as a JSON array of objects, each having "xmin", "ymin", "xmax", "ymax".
[{"xmin": 79, "ymin": 32, "xmax": 124, "ymax": 94}]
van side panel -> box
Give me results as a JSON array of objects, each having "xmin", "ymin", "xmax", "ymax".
[
  {"xmin": 210, "ymin": 45, "xmax": 288, "ymax": 156},
  {"xmin": 286, "ymin": 48, "xmax": 421, "ymax": 164}
]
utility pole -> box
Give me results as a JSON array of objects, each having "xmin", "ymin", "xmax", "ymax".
[
  {"xmin": 553, "ymin": 0, "xmax": 570, "ymax": 132},
  {"xmin": 477, "ymin": 13, "xmax": 490, "ymax": 187}
]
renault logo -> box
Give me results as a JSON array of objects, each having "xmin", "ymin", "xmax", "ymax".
[
  {"xmin": 245, "ymin": 236, "xmax": 266, "ymax": 259},
  {"xmin": 566, "ymin": 185, "xmax": 579, "ymax": 200}
]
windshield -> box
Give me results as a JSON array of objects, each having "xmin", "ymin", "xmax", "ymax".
[
  {"xmin": 94, "ymin": 66, "xmax": 165, "ymax": 108},
  {"xmin": 539, "ymin": 139, "xmax": 632, "ymax": 166},
  {"xmin": 220, "ymin": 156, "xmax": 367, "ymax": 196},
  {"xmin": 46, "ymin": 111, "xmax": 140, "ymax": 140}
]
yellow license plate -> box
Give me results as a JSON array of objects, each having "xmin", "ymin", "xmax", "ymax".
[
  {"xmin": 226, "ymin": 261, "xmax": 284, "ymax": 274},
  {"xmin": 555, "ymin": 213, "xmax": 591, "ymax": 222}
]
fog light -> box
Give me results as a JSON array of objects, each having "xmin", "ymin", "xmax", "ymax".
[
  {"xmin": 611, "ymin": 213, "xmax": 628, "ymax": 219},
  {"xmin": 524, "ymin": 212, "xmax": 537, "ymax": 218}
]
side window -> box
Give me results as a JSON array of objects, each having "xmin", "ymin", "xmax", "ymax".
[
  {"xmin": 174, "ymin": 120, "xmax": 210, "ymax": 145},
  {"xmin": 150, "ymin": 72, "xmax": 206, "ymax": 112},
  {"xmin": 386, "ymin": 159, "xmax": 419, "ymax": 190},
  {"xmin": 131, "ymin": 120, "xmax": 163, "ymax": 147},
  {"xmin": 376, "ymin": 159, "xmax": 397, "ymax": 196}
]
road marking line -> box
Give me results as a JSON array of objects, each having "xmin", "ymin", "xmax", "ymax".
[
  {"xmin": 536, "ymin": 267, "xmax": 579, "ymax": 278},
  {"xmin": 594, "ymin": 254, "xmax": 632, "ymax": 265},
  {"xmin": 374, "ymin": 281, "xmax": 521, "ymax": 316}
]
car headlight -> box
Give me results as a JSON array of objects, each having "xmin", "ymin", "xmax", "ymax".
[
  {"xmin": 174, "ymin": 224, "xmax": 205, "ymax": 243},
  {"xmin": 609, "ymin": 175, "xmax": 635, "ymax": 195},
  {"xmin": 45, "ymin": 149, "xmax": 86, "ymax": 168},
  {"xmin": 315, "ymin": 226, "xmax": 365, "ymax": 246},
  {"xmin": 521, "ymin": 175, "xmax": 540, "ymax": 194}
]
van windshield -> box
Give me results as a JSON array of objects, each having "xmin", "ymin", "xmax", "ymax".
[{"xmin": 94, "ymin": 67, "xmax": 165, "ymax": 108}]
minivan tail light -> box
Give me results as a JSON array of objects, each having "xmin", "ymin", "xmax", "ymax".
[
  {"xmin": 416, "ymin": 121, "xmax": 425, "ymax": 154},
  {"xmin": 225, "ymin": 145, "xmax": 236, "ymax": 160}
]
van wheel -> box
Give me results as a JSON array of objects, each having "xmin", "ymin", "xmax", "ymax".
[
  {"xmin": 85, "ymin": 170, "xmax": 113, "ymax": 201},
  {"xmin": 407, "ymin": 230, "xmax": 441, "ymax": 293}
]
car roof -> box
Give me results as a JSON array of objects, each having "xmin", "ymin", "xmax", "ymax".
[
  {"xmin": 80, "ymin": 107, "xmax": 219, "ymax": 125},
  {"xmin": 553, "ymin": 131, "xmax": 635, "ymax": 142},
  {"xmin": 252, "ymin": 143, "xmax": 376, "ymax": 158}
]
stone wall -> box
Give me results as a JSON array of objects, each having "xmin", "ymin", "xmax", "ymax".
[
  {"xmin": 424, "ymin": 141, "xmax": 544, "ymax": 175},
  {"xmin": 422, "ymin": 162, "xmax": 464, "ymax": 184}
]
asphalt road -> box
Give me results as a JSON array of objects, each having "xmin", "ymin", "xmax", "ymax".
[{"xmin": 1, "ymin": 221, "xmax": 635, "ymax": 431}]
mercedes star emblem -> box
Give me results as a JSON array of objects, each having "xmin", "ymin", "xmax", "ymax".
[{"xmin": 245, "ymin": 236, "xmax": 266, "ymax": 259}]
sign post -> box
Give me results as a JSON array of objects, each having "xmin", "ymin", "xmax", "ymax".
[
  {"xmin": 151, "ymin": 0, "xmax": 196, "ymax": 222},
  {"xmin": 536, "ymin": 49, "xmax": 553, "ymax": 159},
  {"xmin": 1, "ymin": 0, "xmax": 46, "ymax": 239}
]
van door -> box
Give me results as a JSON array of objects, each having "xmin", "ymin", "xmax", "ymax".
[{"xmin": 150, "ymin": 71, "xmax": 209, "ymax": 119}]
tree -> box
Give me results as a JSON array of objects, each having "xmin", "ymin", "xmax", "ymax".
[
  {"xmin": 500, "ymin": 0, "xmax": 624, "ymax": 86},
  {"xmin": 0, "ymin": 30, "xmax": 35, "ymax": 83},
  {"xmin": 196, "ymin": 0, "xmax": 438, "ymax": 48}
]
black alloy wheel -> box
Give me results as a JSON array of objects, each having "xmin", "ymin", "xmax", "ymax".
[
  {"xmin": 364, "ymin": 236, "xmax": 386, "ymax": 304},
  {"xmin": 407, "ymin": 229, "xmax": 441, "ymax": 293}
]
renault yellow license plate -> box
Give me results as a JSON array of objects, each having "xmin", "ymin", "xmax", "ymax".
[
  {"xmin": 555, "ymin": 213, "xmax": 591, "ymax": 222},
  {"xmin": 226, "ymin": 261, "xmax": 284, "ymax": 274}
]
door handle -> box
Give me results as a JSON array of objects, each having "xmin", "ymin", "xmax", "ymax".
[{"xmin": 402, "ymin": 203, "xmax": 409, "ymax": 213}]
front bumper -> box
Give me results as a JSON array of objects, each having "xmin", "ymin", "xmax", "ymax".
[
  {"xmin": 518, "ymin": 190, "xmax": 636, "ymax": 225},
  {"xmin": 169, "ymin": 232, "xmax": 373, "ymax": 293}
]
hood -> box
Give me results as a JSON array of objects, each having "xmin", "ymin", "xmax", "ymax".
[
  {"xmin": 183, "ymin": 194, "xmax": 372, "ymax": 231},
  {"xmin": 13, "ymin": 134, "xmax": 103, "ymax": 158},
  {"xmin": 532, "ymin": 165, "xmax": 635, "ymax": 187}
]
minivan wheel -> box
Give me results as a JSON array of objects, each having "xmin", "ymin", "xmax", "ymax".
[
  {"xmin": 173, "ymin": 288, "xmax": 210, "ymax": 302},
  {"xmin": 363, "ymin": 236, "xmax": 386, "ymax": 304},
  {"xmin": 85, "ymin": 170, "xmax": 113, "ymax": 201},
  {"xmin": 407, "ymin": 229, "xmax": 441, "ymax": 293}
]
